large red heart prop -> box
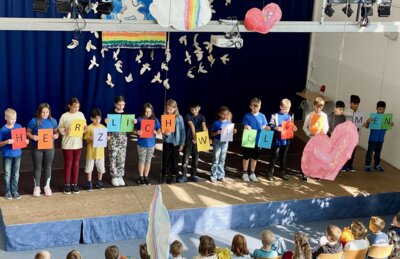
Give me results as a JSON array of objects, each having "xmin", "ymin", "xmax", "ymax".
[
  {"xmin": 301, "ymin": 121, "xmax": 358, "ymax": 181},
  {"xmin": 244, "ymin": 3, "xmax": 282, "ymax": 34}
]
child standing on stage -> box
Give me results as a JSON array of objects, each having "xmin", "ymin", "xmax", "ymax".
[
  {"xmin": 327, "ymin": 101, "xmax": 346, "ymax": 137},
  {"xmin": 134, "ymin": 103, "xmax": 161, "ymax": 185},
  {"xmin": 0, "ymin": 108, "xmax": 29, "ymax": 200},
  {"xmin": 302, "ymin": 97, "xmax": 329, "ymax": 137},
  {"xmin": 242, "ymin": 98, "xmax": 270, "ymax": 182},
  {"xmin": 27, "ymin": 103, "xmax": 59, "ymax": 197},
  {"xmin": 58, "ymin": 97, "xmax": 86, "ymax": 195},
  {"xmin": 268, "ymin": 98, "xmax": 297, "ymax": 181},
  {"xmin": 210, "ymin": 106, "xmax": 237, "ymax": 182},
  {"xmin": 343, "ymin": 95, "xmax": 361, "ymax": 172},
  {"xmin": 84, "ymin": 108, "xmax": 107, "ymax": 191},
  {"xmin": 161, "ymin": 99, "xmax": 185, "ymax": 184},
  {"xmin": 182, "ymin": 102, "xmax": 208, "ymax": 182},
  {"xmin": 108, "ymin": 96, "xmax": 128, "ymax": 187},
  {"xmin": 363, "ymin": 101, "xmax": 394, "ymax": 172}
]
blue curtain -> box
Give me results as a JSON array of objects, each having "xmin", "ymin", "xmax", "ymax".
[{"xmin": 0, "ymin": 0, "xmax": 313, "ymax": 125}]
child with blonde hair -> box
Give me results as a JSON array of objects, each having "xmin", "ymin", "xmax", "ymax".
[
  {"xmin": 302, "ymin": 97, "xmax": 329, "ymax": 137},
  {"xmin": 344, "ymin": 220, "xmax": 368, "ymax": 250},
  {"xmin": 367, "ymin": 216, "xmax": 389, "ymax": 246},
  {"xmin": 312, "ymin": 225, "xmax": 343, "ymax": 259},
  {"xmin": 170, "ymin": 240, "xmax": 185, "ymax": 259},
  {"xmin": 34, "ymin": 250, "xmax": 51, "ymax": 259},
  {"xmin": 105, "ymin": 245, "xmax": 129, "ymax": 259},
  {"xmin": 231, "ymin": 234, "xmax": 250, "ymax": 259},
  {"xmin": 293, "ymin": 232, "xmax": 312, "ymax": 259},
  {"xmin": 161, "ymin": 99, "xmax": 185, "ymax": 184},
  {"xmin": 253, "ymin": 230, "xmax": 279, "ymax": 259}
]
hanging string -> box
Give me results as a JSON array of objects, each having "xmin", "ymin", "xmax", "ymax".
[
  {"xmin": 377, "ymin": 24, "xmax": 392, "ymax": 100},
  {"xmin": 163, "ymin": 0, "xmax": 174, "ymax": 106}
]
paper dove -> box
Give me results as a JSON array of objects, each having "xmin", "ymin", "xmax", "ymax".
[
  {"xmin": 207, "ymin": 54, "xmax": 215, "ymax": 67},
  {"xmin": 194, "ymin": 49, "xmax": 204, "ymax": 62},
  {"xmin": 91, "ymin": 1, "xmax": 98, "ymax": 13},
  {"xmin": 203, "ymin": 41, "xmax": 213, "ymax": 54},
  {"xmin": 193, "ymin": 34, "xmax": 200, "ymax": 50},
  {"xmin": 187, "ymin": 67, "xmax": 195, "ymax": 79},
  {"xmin": 85, "ymin": 40, "xmax": 97, "ymax": 52},
  {"xmin": 88, "ymin": 55, "xmax": 99, "ymax": 70},
  {"xmin": 90, "ymin": 31, "xmax": 99, "ymax": 38},
  {"xmin": 140, "ymin": 63, "xmax": 151, "ymax": 75},
  {"xmin": 150, "ymin": 49, "xmax": 154, "ymax": 61},
  {"xmin": 220, "ymin": 54, "xmax": 230, "ymax": 65},
  {"xmin": 198, "ymin": 62, "xmax": 207, "ymax": 74},
  {"xmin": 179, "ymin": 35, "xmax": 187, "ymax": 46},
  {"xmin": 163, "ymin": 79, "xmax": 170, "ymax": 89},
  {"xmin": 209, "ymin": 0, "xmax": 216, "ymax": 14},
  {"xmin": 225, "ymin": 0, "xmax": 231, "ymax": 6},
  {"xmin": 67, "ymin": 39, "xmax": 79, "ymax": 49},
  {"xmin": 106, "ymin": 73, "xmax": 114, "ymax": 88},
  {"xmin": 161, "ymin": 62, "xmax": 169, "ymax": 71},
  {"xmin": 184, "ymin": 51, "xmax": 192, "ymax": 64},
  {"xmin": 125, "ymin": 73, "xmax": 133, "ymax": 83},
  {"xmin": 136, "ymin": 49, "xmax": 143, "ymax": 63},
  {"xmin": 151, "ymin": 72, "xmax": 162, "ymax": 84},
  {"xmin": 165, "ymin": 47, "xmax": 171, "ymax": 62},
  {"xmin": 115, "ymin": 60, "xmax": 123, "ymax": 73},
  {"xmin": 101, "ymin": 48, "xmax": 108, "ymax": 58},
  {"xmin": 113, "ymin": 48, "xmax": 120, "ymax": 61}
]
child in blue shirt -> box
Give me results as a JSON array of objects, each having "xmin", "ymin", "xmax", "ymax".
[
  {"xmin": 0, "ymin": 108, "xmax": 29, "ymax": 200},
  {"xmin": 253, "ymin": 230, "xmax": 279, "ymax": 259},
  {"xmin": 367, "ymin": 216, "xmax": 389, "ymax": 246}
]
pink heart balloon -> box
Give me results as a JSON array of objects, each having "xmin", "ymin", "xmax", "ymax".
[
  {"xmin": 244, "ymin": 3, "xmax": 282, "ymax": 34},
  {"xmin": 301, "ymin": 121, "xmax": 359, "ymax": 181}
]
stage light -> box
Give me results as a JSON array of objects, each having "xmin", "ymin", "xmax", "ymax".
[
  {"xmin": 325, "ymin": 4, "xmax": 335, "ymax": 17},
  {"xmin": 378, "ymin": 3, "xmax": 391, "ymax": 17},
  {"xmin": 342, "ymin": 4, "xmax": 353, "ymax": 17},
  {"xmin": 33, "ymin": 0, "xmax": 49, "ymax": 12},
  {"xmin": 97, "ymin": 0, "xmax": 114, "ymax": 15}
]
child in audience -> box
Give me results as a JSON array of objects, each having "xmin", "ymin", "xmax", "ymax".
[
  {"xmin": 343, "ymin": 95, "xmax": 361, "ymax": 172},
  {"xmin": 170, "ymin": 240, "xmax": 185, "ymax": 259},
  {"xmin": 363, "ymin": 101, "xmax": 394, "ymax": 172},
  {"xmin": 388, "ymin": 211, "xmax": 400, "ymax": 259},
  {"xmin": 344, "ymin": 220, "xmax": 368, "ymax": 250},
  {"xmin": 27, "ymin": 103, "xmax": 59, "ymax": 197},
  {"xmin": 105, "ymin": 245, "xmax": 129, "ymax": 259},
  {"xmin": 210, "ymin": 106, "xmax": 237, "ymax": 182},
  {"xmin": 367, "ymin": 216, "xmax": 389, "ymax": 246},
  {"xmin": 194, "ymin": 235, "xmax": 217, "ymax": 259},
  {"xmin": 84, "ymin": 108, "xmax": 107, "ymax": 191},
  {"xmin": 139, "ymin": 243, "xmax": 150, "ymax": 259},
  {"xmin": 161, "ymin": 99, "xmax": 185, "ymax": 184},
  {"xmin": 107, "ymin": 96, "xmax": 129, "ymax": 187},
  {"xmin": 66, "ymin": 249, "xmax": 82, "ymax": 259},
  {"xmin": 182, "ymin": 102, "xmax": 208, "ymax": 182},
  {"xmin": 312, "ymin": 225, "xmax": 343, "ymax": 259},
  {"xmin": 35, "ymin": 250, "xmax": 51, "ymax": 259},
  {"xmin": 231, "ymin": 234, "xmax": 251, "ymax": 259},
  {"xmin": 293, "ymin": 232, "xmax": 312, "ymax": 259},
  {"xmin": 0, "ymin": 108, "xmax": 29, "ymax": 200},
  {"xmin": 58, "ymin": 97, "xmax": 86, "ymax": 195},
  {"xmin": 134, "ymin": 103, "xmax": 161, "ymax": 185},
  {"xmin": 268, "ymin": 98, "xmax": 297, "ymax": 181},
  {"xmin": 241, "ymin": 98, "xmax": 270, "ymax": 182},
  {"xmin": 253, "ymin": 229, "xmax": 279, "ymax": 259}
]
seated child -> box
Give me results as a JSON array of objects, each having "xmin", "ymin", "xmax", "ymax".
[
  {"xmin": 66, "ymin": 249, "xmax": 82, "ymax": 259},
  {"xmin": 388, "ymin": 211, "xmax": 400, "ymax": 258},
  {"xmin": 194, "ymin": 235, "xmax": 217, "ymax": 259},
  {"xmin": 253, "ymin": 230, "xmax": 279, "ymax": 259},
  {"xmin": 231, "ymin": 234, "xmax": 251, "ymax": 259},
  {"xmin": 34, "ymin": 250, "xmax": 51, "ymax": 259},
  {"xmin": 367, "ymin": 216, "xmax": 389, "ymax": 246},
  {"xmin": 105, "ymin": 245, "xmax": 129, "ymax": 259},
  {"xmin": 312, "ymin": 225, "xmax": 343, "ymax": 259},
  {"xmin": 139, "ymin": 243, "xmax": 150, "ymax": 259},
  {"xmin": 170, "ymin": 240, "xmax": 185, "ymax": 259},
  {"xmin": 344, "ymin": 220, "xmax": 368, "ymax": 250},
  {"xmin": 293, "ymin": 232, "xmax": 312, "ymax": 259}
]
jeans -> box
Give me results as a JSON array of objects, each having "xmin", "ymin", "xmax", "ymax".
[
  {"xmin": 182, "ymin": 139, "xmax": 199, "ymax": 175},
  {"xmin": 365, "ymin": 141, "xmax": 383, "ymax": 167},
  {"xmin": 32, "ymin": 148, "xmax": 55, "ymax": 187},
  {"xmin": 211, "ymin": 139, "xmax": 228, "ymax": 180},
  {"xmin": 3, "ymin": 156, "xmax": 21, "ymax": 195},
  {"xmin": 269, "ymin": 142, "xmax": 290, "ymax": 173}
]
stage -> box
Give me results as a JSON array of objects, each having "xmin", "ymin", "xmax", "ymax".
[{"xmin": 0, "ymin": 130, "xmax": 399, "ymax": 251}]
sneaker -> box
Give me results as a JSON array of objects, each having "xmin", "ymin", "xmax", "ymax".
[
  {"xmin": 340, "ymin": 166, "xmax": 348, "ymax": 172},
  {"xmin": 177, "ymin": 176, "xmax": 188, "ymax": 183},
  {"xmin": 4, "ymin": 192, "xmax": 12, "ymax": 200},
  {"xmin": 210, "ymin": 177, "xmax": 217, "ymax": 183},
  {"xmin": 137, "ymin": 177, "xmax": 145, "ymax": 186},
  {"xmin": 374, "ymin": 165, "xmax": 385, "ymax": 172},
  {"xmin": 144, "ymin": 177, "xmax": 152, "ymax": 185},
  {"xmin": 217, "ymin": 178, "xmax": 225, "ymax": 182},
  {"xmin": 96, "ymin": 181, "xmax": 105, "ymax": 190},
  {"xmin": 280, "ymin": 173, "xmax": 289, "ymax": 181},
  {"xmin": 364, "ymin": 166, "xmax": 372, "ymax": 172},
  {"xmin": 86, "ymin": 182, "xmax": 93, "ymax": 192},
  {"xmin": 63, "ymin": 184, "xmax": 71, "ymax": 195},
  {"xmin": 347, "ymin": 165, "xmax": 356, "ymax": 172},
  {"xmin": 249, "ymin": 173, "xmax": 258, "ymax": 182},
  {"xmin": 118, "ymin": 177, "xmax": 126, "ymax": 186},
  {"xmin": 13, "ymin": 192, "xmax": 21, "ymax": 200},
  {"xmin": 301, "ymin": 175, "xmax": 308, "ymax": 181},
  {"xmin": 44, "ymin": 186, "xmax": 52, "ymax": 197},
  {"xmin": 242, "ymin": 173, "xmax": 250, "ymax": 182},
  {"xmin": 33, "ymin": 186, "xmax": 41, "ymax": 197},
  {"xmin": 111, "ymin": 177, "xmax": 120, "ymax": 187},
  {"xmin": 72, "ymin": 184, "xmax": 80, "ymax": 194},
  {"xmin": 189, "ymin": 175, "xmax": 199, "ymax": 182}
]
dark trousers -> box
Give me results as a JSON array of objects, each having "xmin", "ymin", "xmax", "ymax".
[
  {"xmin": 162, "ymin": 142, "xmax": 180, "ymax": 177},
  {"xmin": 182, "ymin": 139, "xmax": 199, "ymax": 175},
  {"xmin": 62, "ymin": 149, "xmax": 82, "ymax": 185},
  {"xmin": 365, "ymin": 141, "xmax": 383, "ymax": 167},
  {"xmin": 345, "ymin": 148, "xmax": 356, "ymax": 167},
  {"xmin": 269, "ymin": 142, "xmax": 290, "ymax": 174}
]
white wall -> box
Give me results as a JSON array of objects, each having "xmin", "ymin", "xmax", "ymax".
[{"xmin": 308, "ymin": 1, "xmax": 400, "ymax": 169}]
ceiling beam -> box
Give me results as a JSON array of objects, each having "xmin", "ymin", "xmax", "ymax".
[{"xmin": 0, "ymin": 18, "xmax": 400, "ymax": 33}]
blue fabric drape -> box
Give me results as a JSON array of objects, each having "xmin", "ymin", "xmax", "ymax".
[{"xmin": 0, "ymin": 0, "xmax": 313, "ymax": 124}]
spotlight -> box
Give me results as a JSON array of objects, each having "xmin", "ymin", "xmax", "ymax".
[
  {"xmin": 325, "ymin": 4, "xmax": 335, "ymax": 17},
  {"xmin": 97, "ymin": 0, "xmax": 114, "ymax": 15},
  {"xmin": 33, "ymin": 0, "xmax": 49, "ymax": 12},
  {"xmin": 342, "ymin": 4, "xmax": 353, "ymax": 17},
  {"xmin": 378, "ymin": 4, "xmax": 391, "ymax": 17}
]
